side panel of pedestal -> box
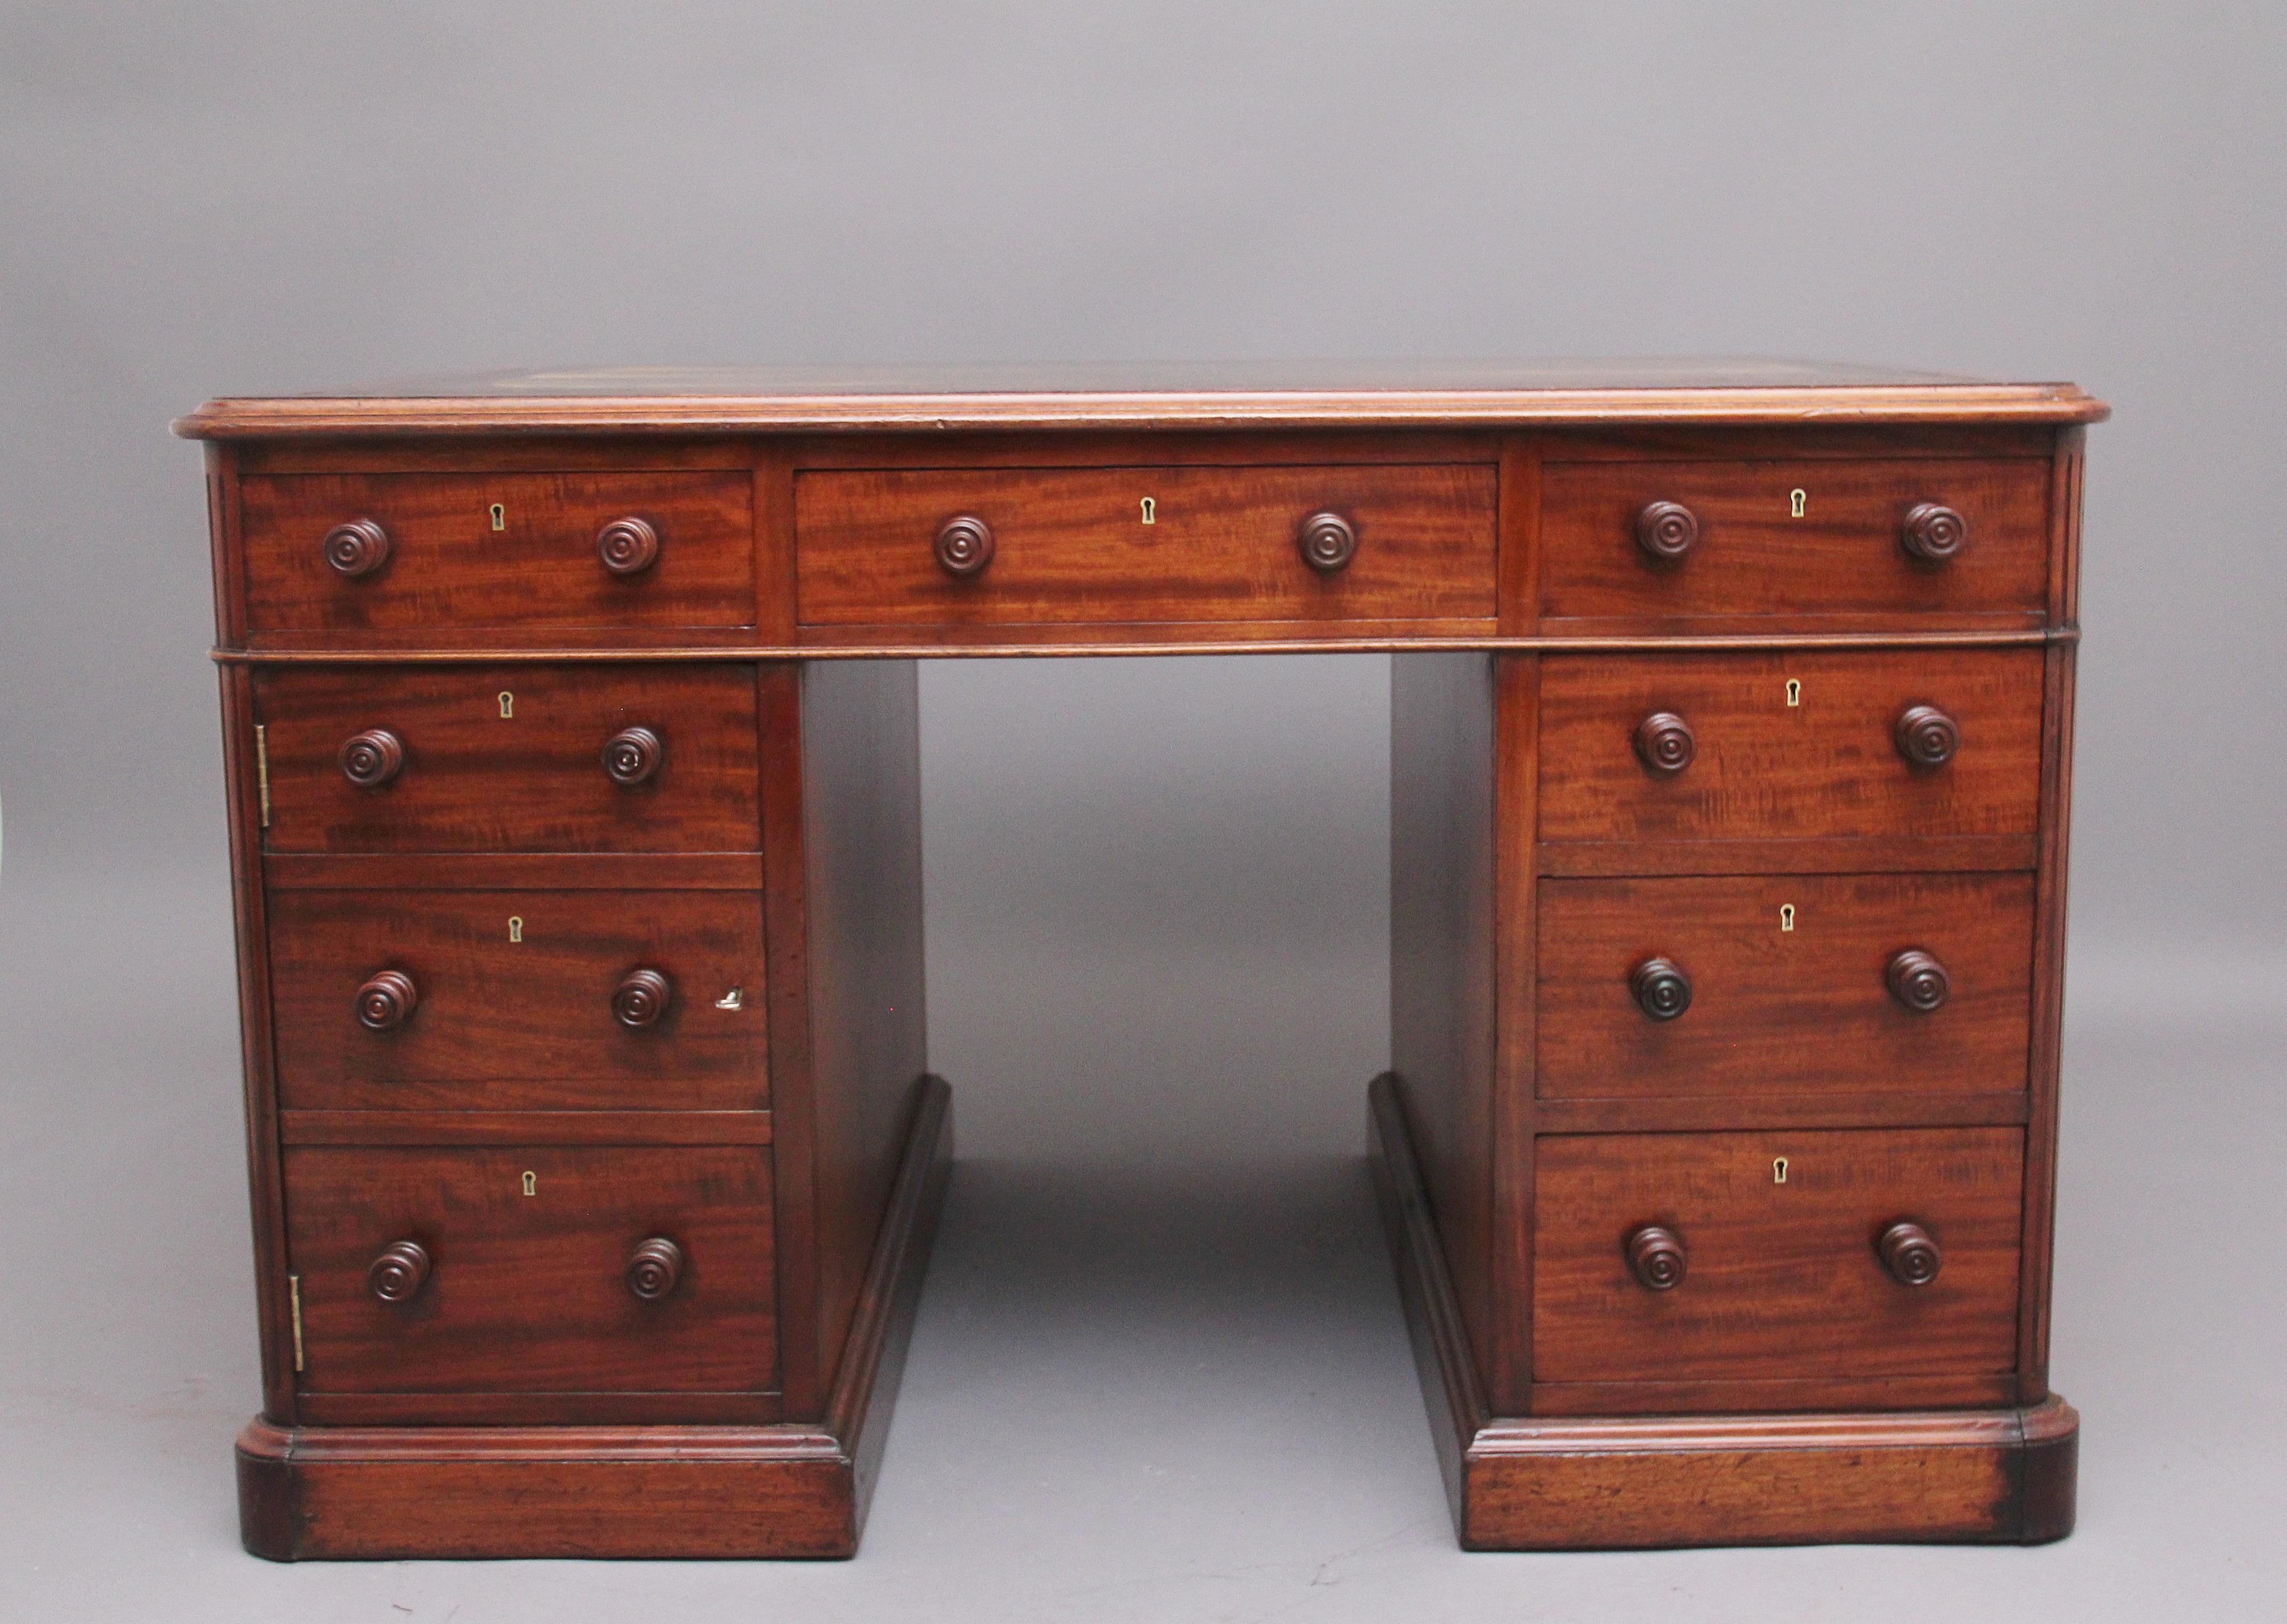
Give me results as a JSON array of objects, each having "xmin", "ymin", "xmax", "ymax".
[
  {"xmin": 1389, "ymin": 652, "xmax": 1504, "ymax": 1401},
  {"xmin": 765, "ymin": 657, "xmax": 932, "ymax": 1419}
]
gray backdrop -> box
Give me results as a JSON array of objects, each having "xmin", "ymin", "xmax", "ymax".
[{"xmin": 3, "ymin": 5, "xmax": 2282, "ymax": 1619}]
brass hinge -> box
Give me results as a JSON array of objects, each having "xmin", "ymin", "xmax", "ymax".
[
  {"xmin": 287, "ymin": 1272, "xmax": 305, "ymax": 1372},
  {"xmin": 254, "ymin": 724, "xmax": 271, "ymax": 829}
]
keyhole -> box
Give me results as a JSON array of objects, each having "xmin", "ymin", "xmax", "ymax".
[
  {"xmin": 521, "ymin": 1171, "xmax": 537, "ymax": 1196},
  {"xmin": 1779, "ymin": 904, "xmax": 1796, "ymax": 932},
  {"xmin": 489, "ymin": 502, "xmax": 506, "ymax": 532},
  {"xmin": 1789, "ymin": 488, "xmax": 1807, "ymax": 519},
  {"xmin": 1772, "ymin": 1156, "xmax": 1790, "ymax": 1184},
  {"xmin": 508, "ymin": 916, "xmax": 524, "ymax": 943},
  {"xmin": 498, "ymin": 692, "xmax": 515, "ymax": 719},
  {"xmin": 1785, "ymin": 679, "xmax": 1801, "ymax": 709},
  {"xmin": 1140, "ymin": 496, "xmax": 1157, "ymax": 525}
]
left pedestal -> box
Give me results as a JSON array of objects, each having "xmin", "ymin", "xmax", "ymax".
[{"xmin": 205, "ymin": 407, "xmax": 937, "ymax": 1570}]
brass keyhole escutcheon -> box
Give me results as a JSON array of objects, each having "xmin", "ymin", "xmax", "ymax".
[
  {"xmin": 508, "ymin": 916, "xmax": 524, "ymax": 943},
  {"xmin": 489, "ymin": 502, "xmax": 506, "ymax": 532},
  {"xmin": 1140, "ymin": 496, "xmax": 1156, "ymax": 525},
  {"xmin": 521, "ymin": 1171, "xmax": 537, "ymax": 1196},
  {"xmin": 1779, "ymin": 904, "xmax": 1796, "ymax": 932},
  {"xmin": 715, "ymin": 987, "xmax": 744, "ymax": 1011},
  {"xmin": 498, "ymin": 691, "xmax": 515, "ymax": 719},
  {"xmin": 1772, "ymin": 1156, "xmax": 1790, "ymax": 1184},
  {"xmin": 1785, "ymin": 679, "xmax": 1801, "ymax": 708},
  {"xmin": 1789, "ymin": 488, "xmax": 1807, "ymax": 518}
]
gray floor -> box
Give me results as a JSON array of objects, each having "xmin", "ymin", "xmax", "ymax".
[{"xmin": 2, "ymin": 859, "xmax": 2281, "ymax": 1621}]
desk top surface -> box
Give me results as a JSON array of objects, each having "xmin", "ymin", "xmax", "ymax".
[{"xmin": 176, "ymin": 360, "xmax": 2106, "ymax": 439}]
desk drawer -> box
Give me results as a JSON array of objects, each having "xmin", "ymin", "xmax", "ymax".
[
  {"xmin": 794, "ymin": 464, "xmax": 1497, "ymax": 626},
  {"xmin": 1532, "ymin": 1128, "xmax": 2022, "ymax": 1405},
  {"xmin": 269, "ymin": 888, "xmax": 766, "ymax": 1112},
  {"xmin": 1540, "ymin": 457, "xmax": 2050, "ymax": 624},
  {"xmin": 254, "ymin": 664, "xmax": 759, "ymax": 853},
  {"xmin": 1537, "ymin": 649, "xmax": 2044, "ymax": 844},
  {"xmin": 240, "ymin": 471, "xmax": 755, "ymax": 634},
  {"xmin": 286, "ymin": 1145, "xmax": 775, "ymax": 1406},
  {"xmin": 1537, "ymin": 873, "xmax": 2034, "ymax": 1102}
]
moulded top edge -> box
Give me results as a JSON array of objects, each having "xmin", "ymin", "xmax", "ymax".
[{"xmin": 173, "ymin": 368, "xmax": 2109, "ymax": 440}]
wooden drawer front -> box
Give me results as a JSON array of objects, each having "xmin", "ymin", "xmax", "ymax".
[
  {"xmin": 1537, "ymin": 649, "xmax": 2044, "ymax": 843},
  {"xmin": 239, "ymin": 471, "xmax": 755, "ymax": 634},
  {"xmin": 255, "ymin": 664, "xmax": 759, "ymax": 853},
  {"xmin": 793, "ymin": 464, "xmax": 1498, "ymax": 626},
  {"xmin": 1537, "ymin": 874, "xmax": 2034, "ymax": 1102},
  {"xmin": 1540, "ymin": 457, "xmax": 2050, "ymax": 623},
  {"xmin": 1534, "ymin": 1129, "xmax": 2022, "ymax": 1394},
  {"xmin": 286, "ymin": 1145, "xmax": 775, "ymax": 1398},
  {"xmin": 269, "ymin": 889, "xmax": 766, "ymax": 1112}
]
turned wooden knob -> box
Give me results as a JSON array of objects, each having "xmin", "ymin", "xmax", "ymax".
[
  {"xmin": 601, "ymin": 726, "xmax": 664, "ymax": 787},
  {"xmin": 1879, "ymin": 1221, "xmax": 1942, "ymax": 1286},
  {"xmin": 1894, "ymin": 704, "xmax": 1960, "ymax": 770},
  {"xmin": 1633, "ymin": 711, "xmax": 1696, "ymax": 775},
  {"xmin": 322, "ymin": 518, "xmax": 391, "ymax": 578},
  {"xmin": 1886, "ymin": 948, "xmax": 1952, "ymax": 1012},
  {"xmin": 625, "ymin": 1237, "xmax": 685, "ymax": 1301},
  {"xmin": 355, "ymin": 969, "xmax": 419, "ymax": 1031},
  {"xmin": 934, "ymin": 515, "xmax": 994, "ymax": 578},
  {"xmin": 1630, "ymin": 957, "xmax": 1692, "ymax": 1020},
  {"xmin": 613, "ymin": 968, "xmax": 672, "ymax": 1028},
  {"xmin": 1634, "ymin": 500, "xmax": 1699, "ymax": 562},
  {"xmin": 368, "ymin": 1240, "xmax": 431, "ymax": 1303},
  {"xmin": 596, "ymin": 516, "xmax": 660, "ymax": 576},
  {"xmin": 1901, "ymin": 502, "xmax": 1969, "ymax": 564},
  {"xmin": 1297, "ymin": 511, "xmax": 1359, "ymax": 573},
  {"xmin": 1626, "ymin": 1226, "xmax": 1686, "ymax": 1290},
  {"xmin": 338, "ymin": 728, "xmax": 405, "ymax": 787}
]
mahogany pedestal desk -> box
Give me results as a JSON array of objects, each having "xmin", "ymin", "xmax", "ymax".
[{"xmin": 179, "ymin": 363, "xmax": 2104, "ymax": 1557}]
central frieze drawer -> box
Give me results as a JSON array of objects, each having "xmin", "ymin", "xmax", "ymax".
[
  {"xmin": 239, "ymin": 470, "xmax": 757, "ymax": 634},
  {"xmin": 793, "ymin": 464, "xmax": 1498, "ymax": 626},
  {"xmin": 1536, "ymin": 873, "xmax": 2035, "ymax": 1101},
  {"xmin": 1537, "ymin": 648, "xmax": 2044, "ymax": 843},
  {"xmin": 285, "ymin": 1144, "xmax": 776, "ymax": 1403},
  {"xmin": 253, "ymin": 664, "xmax": 760, "ymax": 853},
  {"xmin": 1532, "ymin": 1128, "xmax": 2023, "ymax": 1400},
  {"xmin": 268, "ymin": 888, "xmax": 767, "ymax": 1112}
]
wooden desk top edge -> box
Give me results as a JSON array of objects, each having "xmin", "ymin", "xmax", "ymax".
[{"xmin": 174, "ymin": 361, "xmax": 2108, "ymax": 438}]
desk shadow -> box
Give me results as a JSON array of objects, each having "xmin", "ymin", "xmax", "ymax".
[
  {"xmin": 863, "ymin": 1151, "xmax": 1458, "ymax": 1559},
  {"xmin": 889, "ymin": 1151, "xmax": 1430, "ymax": 1447}
]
